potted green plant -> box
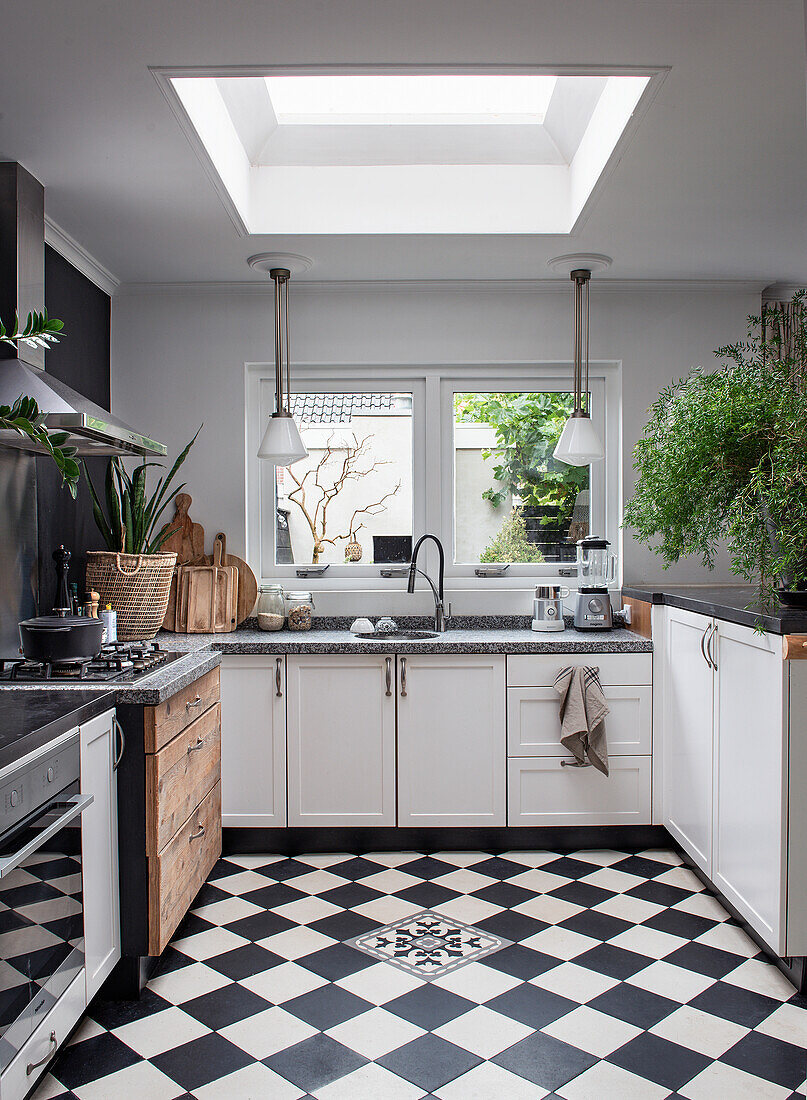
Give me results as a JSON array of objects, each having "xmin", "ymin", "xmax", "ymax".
[
  {"xmin": 0, "ymin": 310, "xmax": 79, "ymax": 495},
  {"xmin": 83, "ymin": 428, "xmax": 200, "ymax": 639},
  {"xmin": 624, "ymin": 292, "xmax": 807, "ymax": 608}
]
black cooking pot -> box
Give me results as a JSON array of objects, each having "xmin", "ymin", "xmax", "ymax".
[{"xmin": 19, "ymin": 616, "xmax": 105, "ymax": 664}]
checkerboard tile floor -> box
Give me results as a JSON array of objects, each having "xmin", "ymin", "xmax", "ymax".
[{"xmin": 32, "ymin": 849, "xmax": 807, "ymax": 1099}]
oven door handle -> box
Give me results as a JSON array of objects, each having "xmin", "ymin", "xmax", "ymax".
[{"xmin": 0, "ymin": 794, "xmax": 94, "ymax": 880}]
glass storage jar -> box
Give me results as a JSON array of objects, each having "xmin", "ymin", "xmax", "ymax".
[
  {"xmin": 257, "ymin": 584, "xmax": 285, "ymax": 631},
  {"xmin": 284, "ymin": 590, "xmax": 315, "ymax": 631}
]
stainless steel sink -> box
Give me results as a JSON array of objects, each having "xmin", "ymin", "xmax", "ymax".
[{"xmin": 353, "ymin": 630, "xmax": 440, "ymax": 640}]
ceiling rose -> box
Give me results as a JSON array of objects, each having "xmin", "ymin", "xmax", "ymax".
[
  {"xmin": 546, "ymin": 253, "xmax": 613, "ymax": 276},
  {"xmin": 248, "ymin": 252, "xmax": 314, "ymax": 276}
]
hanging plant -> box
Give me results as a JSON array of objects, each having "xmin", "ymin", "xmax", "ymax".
[
  {"xmin": 0, "ymin": 310, "xmax": 79, "ymax": 497},
  {"xmin": 624, "ymin": 292, "xmax": 807, "ymax": 607}
]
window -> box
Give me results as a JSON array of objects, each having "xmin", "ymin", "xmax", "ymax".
[
  {"xmin": 453, "ymin": 392, "xmax": 589, "ymax": 565},
  {"xmin": 247, "ymin": 363, "xmax": 618, "ymax": 588},
  {"xmin": 274, "ymin": 392, "xmax": 413, "ymax": 568}
]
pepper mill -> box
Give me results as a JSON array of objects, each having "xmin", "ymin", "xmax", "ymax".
[{"xmin": 52, "ymin": 545, "xmax": 72, "ymax": 617}]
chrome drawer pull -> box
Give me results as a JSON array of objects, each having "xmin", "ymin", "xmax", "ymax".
[
  {"xmin": 186, "ymin": 694, "xmax": 202, "ymax": 712},
  {"xmin": 385, "ymin": 656, "xmax": 392, "ymax": 697},
  {"xmin": 113, "ymin": 716, "xmax": 125, "ymax": 771},
  {"xmin": 188, "ymin": 737, "xmax": 204, "ymax": 754},
  {"xmin": 27, "ymin": 1031, "xmax": 57, "ymax": 1075},
  {"xmin": 189, "ymin": 823, "xmax": 205, "ymax": 841},
  {"xmin": 400, "ymin": 657, "xmax": 407, "ymax": 697},
  {"xmin": 276, "ymin": 657, "xmax": 283, "ymax": 697},
  {"xmin": 560, "ymin": 759, "xmax": 592, "ymax": 768}
]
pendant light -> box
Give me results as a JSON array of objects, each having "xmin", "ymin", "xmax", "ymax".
[
  {"xmin": 553, "ymin": 267, "xmax": 604, "ymax": 466},
  {"xmin": 257, "ymin": 267, "xmax": 308, "ymax": 466}
]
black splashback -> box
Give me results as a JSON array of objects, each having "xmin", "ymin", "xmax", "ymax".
[{"xmin": 36, "ymin": 247, "xmax": 110, "ymax": 609}]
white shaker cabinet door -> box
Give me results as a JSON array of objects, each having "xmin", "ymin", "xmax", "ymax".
[
  {"xmin": 287, "ymin": 654, "xmax": 396, "ymax": 826},
  {"xmin": 397, "ymin": 654, "xmax": 506, "ymax": 826},
  {"xmin": 80, "ymin": 710, "xmax": 120, "ymax": 1003},
  {"xmin": 220, "ymin": 655, "xmax": 287, "ymax": 827},
  {"xmin": 663, "ymin": 606, "xmax": 715, "ymax": 873},
  {"xmin": 712, "ymin": 621, "xmax": 786, "ymax": 952}
]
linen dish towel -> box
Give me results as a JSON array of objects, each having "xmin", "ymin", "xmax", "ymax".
[{"xmin": 553, "ymin": 665, "xmax": 610, "ymax": 776}]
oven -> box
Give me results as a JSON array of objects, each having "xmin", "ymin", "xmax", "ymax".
[{"xmin": 0, "ymin": 732, "xmax": 91, "ymax": 1074}]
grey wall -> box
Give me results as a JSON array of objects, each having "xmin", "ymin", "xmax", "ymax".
[{"xmin": 111, "ymin": 282, "xmax": 757, "ymax": 593}]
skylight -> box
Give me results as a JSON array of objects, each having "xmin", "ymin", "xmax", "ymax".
[
  {"xmin": 263, "ymin": 74, "xmax": 558, "ymax": 125},
  {"xmin": 164, "ymin": 68, "xmax": 661, "ymax": 235}
]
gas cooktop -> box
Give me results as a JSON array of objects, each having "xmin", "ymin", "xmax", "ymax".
[{"xmin": 0, "ymin": 641, "xmax": 184, "ymax": 683}]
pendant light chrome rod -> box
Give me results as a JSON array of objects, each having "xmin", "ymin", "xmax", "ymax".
[
  {"xmin": 271, "ymin": 268, "xmax": 291, "ymax": 415},
  {"xmin": 570, "ymin": 268, "xmax": 591, "ymax": 414}
]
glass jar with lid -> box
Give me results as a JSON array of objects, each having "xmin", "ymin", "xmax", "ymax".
[
  {"xmin": 284, "ymin": 590, "xmax": 315, "ymax": 631},
  {"xmin": 257, "ymin": 584, "xmax": 285, "ymax": 631}
]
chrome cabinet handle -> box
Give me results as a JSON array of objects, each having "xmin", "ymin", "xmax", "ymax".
[
  {"xmin": 188, "ymin": 736, "xmax": 204, "ymax": 754},
  {"xmin": 113, "ymin": 716, "xmax": 125, "ymax": 771},
  {"xmin": 189, "ymin": 823, "xmax": 205, "ymax": 841},
  {"xmin": 276, "ymin": 657, "xmax": 283, "ymax": 698},
  {"xmin": 400, "ymin": 657, "xmax": 407, "ymax": 697},
  {"xmin": 708, "ymin": 623, "xmax": 718, "ymax": 669},
  {"xmin": 27, "ymin": 1030, "xmax": 57, "ymax": 1075},
  {"xmin": 385, "ymin": 657, "xmax": 392, "ymax": 697},
  {"xmin": 700, "ymin": 624, "xmax": 713, "ymax": 669},
  {"xmin": 186, "ymin": 694, "xmax": 202, "ymax": 712},
  {"xmin": 560, "ymin": 759, "xmax": 592, "ymax": 768}
]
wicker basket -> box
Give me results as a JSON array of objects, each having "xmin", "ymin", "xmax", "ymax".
[{"xmin": 85, "ymin": 551, "xmax": 177, "ymax": 641}]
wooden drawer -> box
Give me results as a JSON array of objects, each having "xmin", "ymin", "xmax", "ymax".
[
  {"xmin": 148, "ymin": 781, "xmax": 221, "ymax": 955},
  {"xmin": 507, "ymin": 653, "xmax": 652, "ymax": 688},
  {"xmin": 144, "ymin": 667, "xmax": 220, "ymax": 752},
  {"xmin": 507, "ymin": 685, "xmax": 651, "ymax": 757},
  {"xmin": 508, "ymin": 756, "xmax": 651, "ymax": 827},
  {"xmin": 146, "ymin": 703, "xmax": 221, "ymax": 854}
]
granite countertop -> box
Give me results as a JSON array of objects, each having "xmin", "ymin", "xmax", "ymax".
[
  {"xmin": 623, "ymin": 584, "xmax": 807, "ymax": 634},
  {"xmin": 0, "ymin": 617, "xmax": 651, "ymax": 706},
  {"xmin": 199, "ymin": 625, "xmax": 653, "ymax": 656},
  {"xmin": 0, "ymin": 689, "xmax": 116, "ymax": 772}
]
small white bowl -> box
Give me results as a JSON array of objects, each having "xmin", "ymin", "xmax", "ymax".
[{"xmin": 350, "ymin": 617, "xmax": 374, "ymax": 635}]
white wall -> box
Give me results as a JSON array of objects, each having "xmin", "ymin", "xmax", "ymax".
[{"xmin": 112, "ymin": 281, "xmax": 757, "ymax": 602}]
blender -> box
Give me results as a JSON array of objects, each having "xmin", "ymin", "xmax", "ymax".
[{"xmin": 573, "ymin": 535, "xmax": 616, "ymax": 631}]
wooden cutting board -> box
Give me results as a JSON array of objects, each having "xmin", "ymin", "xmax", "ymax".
[
  {"xmin": 177, "ymin": 537, "xmax": 238, "ymax": 633},
  {"xmin": 198, "ymin": 533, "xmax": 258, "ymax": 624},
  {"xmin": 159, "ymin": 493, "xmax": 205, "ymax": 563},
  {"xmin": 161, "ymin": 495, "xmax": 205, "ymax": 630}
]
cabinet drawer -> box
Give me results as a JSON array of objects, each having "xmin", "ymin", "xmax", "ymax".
[
  {"xmin": 507, "ymin": 686, "xmax": 651, "ymax": 757},
  {"xmin": 148, "ymin": 781, "xmax": 221, "ymax": 955},
  {"xmin": 144, "ymin": 668, "xmax": 221, "ymax": 753},
  {"xmin": 146, "ymin": 703, "xmax": 221, "ymax": 854},
  {"xmin": 507, "ymin": 653, "xmax": 652, "ymax": 688},
  {"xmin": 0, "ymin": 971, "xmax": 84, "ymax": 1100},
  {"xmin": 508, "ymin": 756, "xmax": 651, "ymax": 826}
]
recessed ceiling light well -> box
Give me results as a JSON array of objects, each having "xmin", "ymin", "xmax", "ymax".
[
  {"xmin": 263, "ymin": 73, "xmax": 558, "ymax": 125},
  {"xmin": 158, "ymin": 65, "xmax": 666, "ymax": 236}
]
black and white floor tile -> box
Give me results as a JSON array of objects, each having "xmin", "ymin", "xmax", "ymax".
[{"xmin": 32, "ymin": 848, "xmax": 807, "ymax": 1099}]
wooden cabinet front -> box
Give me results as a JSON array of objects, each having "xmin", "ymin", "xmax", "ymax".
[
  {"xmin": 146, "ymin": 703, "xmax": 221, "ymax": 854},
  {"xmin": 149, "ymin": 781, "xmax": 222, "ymax": 955}
]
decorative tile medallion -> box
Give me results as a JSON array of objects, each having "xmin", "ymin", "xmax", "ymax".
[{"xmin": 348, "ymin": 909, "xmax": 511, "ymax": 979}]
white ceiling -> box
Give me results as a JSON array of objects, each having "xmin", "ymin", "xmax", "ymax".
[{"xmin": 0, "ymin": 0, "xmax": 805, "ymax": 285}]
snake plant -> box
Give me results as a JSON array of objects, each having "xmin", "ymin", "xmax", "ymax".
[{"xmin": 84, "ymin": 427, "xmax": 201, "ymax": 555}]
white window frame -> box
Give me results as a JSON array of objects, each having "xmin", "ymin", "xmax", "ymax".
[{"xmin": 246, "ymin": 360, "xmax": 621, "ymax": 593}]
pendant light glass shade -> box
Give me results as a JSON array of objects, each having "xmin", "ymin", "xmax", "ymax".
[
  {"xmin": 257, "ymin": 268, "xmax": 308, "ymax": 467},
  {"xmin": 554, "ymin": 267, "xmax": 604, "ymax": 466},
  {"xmin": 258, "ymin": 412, "xmax": 308, "ymax": 464},
  {"xmin": 554, "ymin": 410, "xmax": 604, "ymax": 466}
]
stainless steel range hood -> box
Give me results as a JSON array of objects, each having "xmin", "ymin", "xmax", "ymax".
[
  {"xmin": 0, "ymin": 163, "xmax": 166, "ymax": 458},
  {"xmin": 0, "ymin": 358, "xmax": 167, "ymax": 456}
]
